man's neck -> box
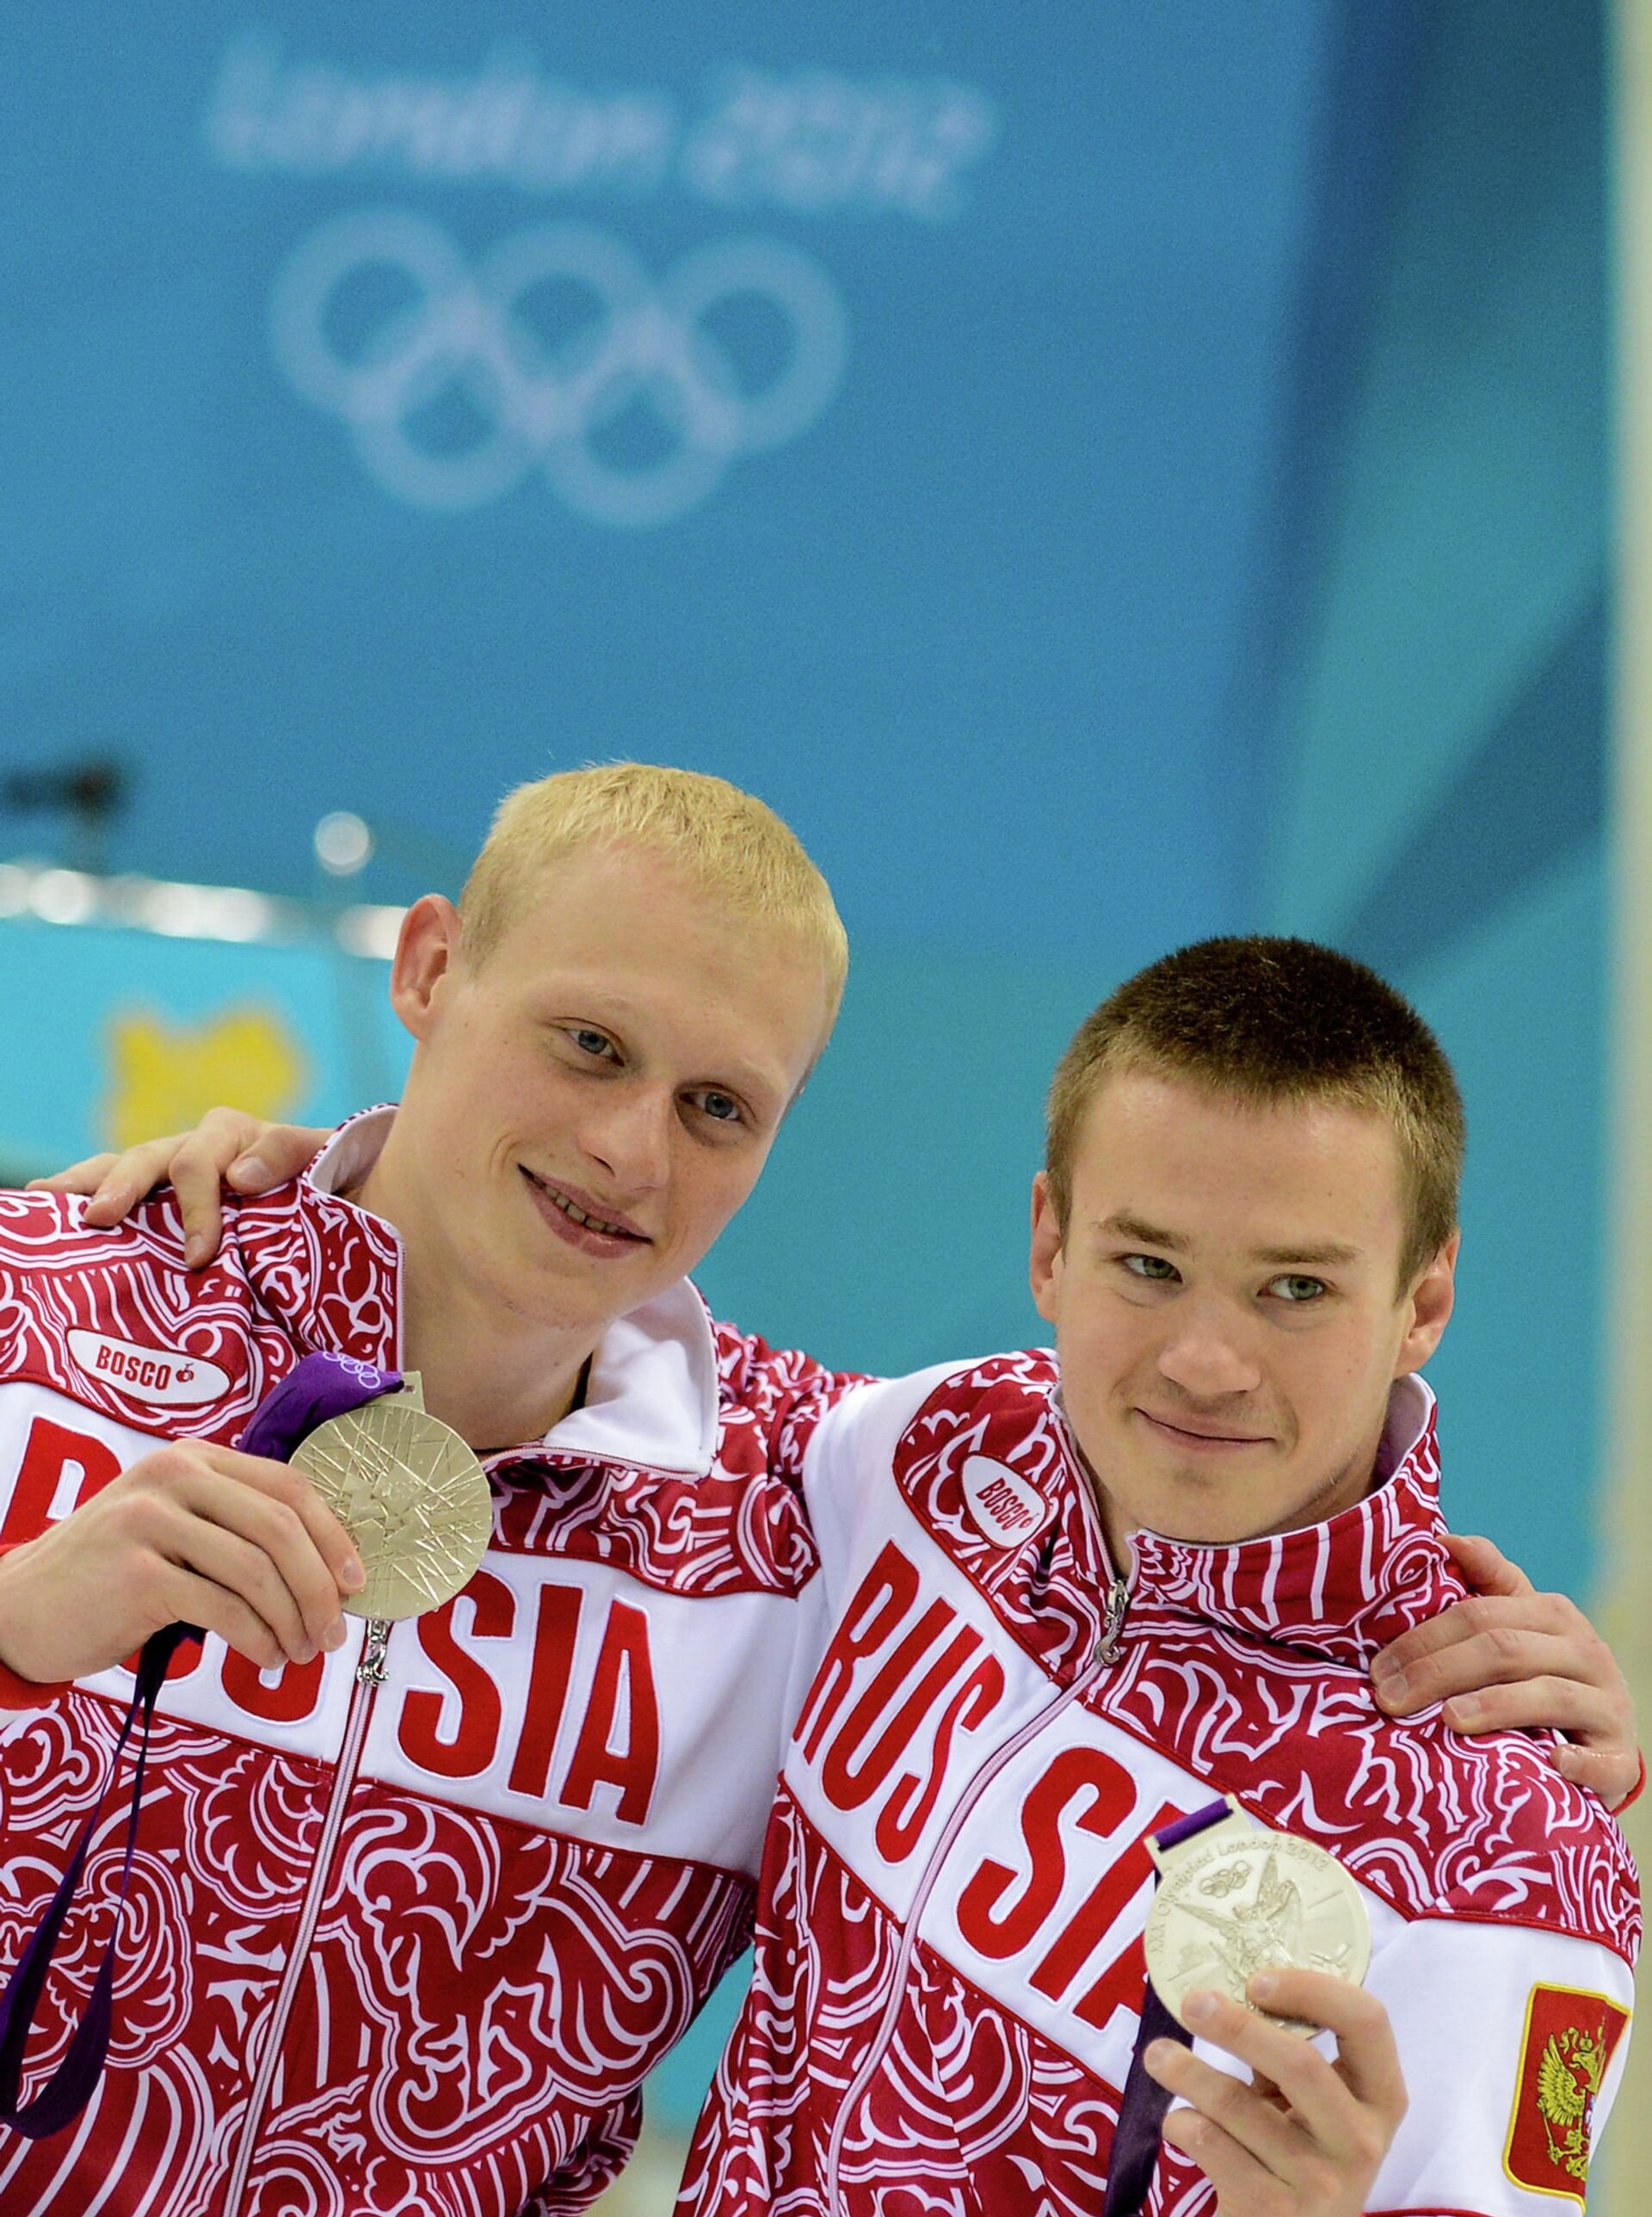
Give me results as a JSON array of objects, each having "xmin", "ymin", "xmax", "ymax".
[
  {"xmin": 397, "ymin": 1278, "xmax": 593, "ymax": 1454},
  {"xmin": 349, "ymin": 1152, "xmax": 599, "ymax": 1456},
  {"xmin": 1084, "ymin": 1435, "xmax": 1388, "ymax": 1567}
]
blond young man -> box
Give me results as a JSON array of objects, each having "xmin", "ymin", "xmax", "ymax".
[
  {"xmin": 37, "ymin": 806, "xmax": 1640, "ymax": 2214},
  {"xmin": 0, "ymin": 767, "xmax": 856, "ymax": 2216}
]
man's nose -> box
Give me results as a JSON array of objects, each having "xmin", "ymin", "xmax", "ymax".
[
  {"xmin": 581, "ymin": 1085, "xmax": 674, "ymax": 1195},
  {"xmin": 1155, "ymin": 1301, "xmax": 1262, "ymax": 1399}
]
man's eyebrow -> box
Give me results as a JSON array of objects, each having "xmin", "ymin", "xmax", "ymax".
[
  {"xmin": 1095, "ymin": 1212, "xmax": 1187, "ymax": 1252},
  {"xmin": 1248, "ymin": 1241, "xmax": 1361, "ymax": 1269},
  {"xmin": 1094, "ymin": 1215, "xmax": 1362, "ymax": 1270}
]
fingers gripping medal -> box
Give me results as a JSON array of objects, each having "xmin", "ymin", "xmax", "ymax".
[
  {"xmin": 1143, "ymin": 1799, "xmax": 1372, "ymax": 2035},
  {"xmin": 1102, "ymin": 1799, "xmax": 1374, "ymax": 2217},
  {"xmin": 291, "ymin": 1374, "xmax": 492, "ymax": 1621}
]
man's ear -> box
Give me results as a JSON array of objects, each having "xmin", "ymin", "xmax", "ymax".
[
  {"xmin": 388, "ymin": 896, "xmax": 463, "ymax": 1044},
  {"xmin": 1029, "ymin": 1171, "xmax": 1066, "ymax": 1324},
  {"xmin": 1396, "ymin": 1229, "xmax": 1458, "ymax": 1376}
]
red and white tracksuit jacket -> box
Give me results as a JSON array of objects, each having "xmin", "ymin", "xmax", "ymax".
[
  {"xmin": 0, "ymin": 1111, "xmax": 853, "ymax": 2217},
  {"xmin": 679, "ymin": 1351, "xmax": 1640, "ymax": 2217}
]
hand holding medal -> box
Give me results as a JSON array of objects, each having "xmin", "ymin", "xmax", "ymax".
[
  {"xmin": 0, "ymin": 1351, "xmax": 493, "ymax": 2142},
  {"xmin": 1104, "ymin": 1800, "xmax": 1402, "ymax": 2217}
]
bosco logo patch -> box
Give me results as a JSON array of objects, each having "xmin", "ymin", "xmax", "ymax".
[
  {"xmin": 961, "ymin": 1455, "xmax": 1053, "ymax": 1549},
  {"xmin": 67, "ymin": 1330, "xmax": 230, "ymax": 1408},
  {"xmin": 1503, "ymin": 1983, "xmax": 1630, "ymax": 2202}
]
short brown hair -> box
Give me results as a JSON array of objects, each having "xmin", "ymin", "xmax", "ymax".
[
  {"xmin": 1045, "ymin": 937, "xmax": 1464, "ymax": 1286},
  {"xmin": 458, "ymin": 761, "xmax": 849, "ymax": 1032}
]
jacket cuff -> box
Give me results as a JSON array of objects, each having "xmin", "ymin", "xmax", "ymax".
[{"xmin": 1610, "ymin": 1748, "xmax": 1648, "ymax": 1817}]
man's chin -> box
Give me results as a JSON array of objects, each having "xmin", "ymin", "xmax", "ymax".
[
  {"xmin": 474, "ymin": 1234, "xmax": 650, "ymax": 1334},
  {"xmin": 1125, "ymin": 1476, "xmax": 1362, "ymax": 1549},
  {"xmin": 1104, "ymin": 1463, "xmax": 1285, "ymax": 1550}
]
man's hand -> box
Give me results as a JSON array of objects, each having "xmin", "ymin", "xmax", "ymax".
[
  {"xmin": 29, "ymin": 1112, "xmax": 328, "ymax": 1268},
  {"xmin": 0, "ymin": 1443, "xmax": 366, "ymax": 1684},
  {"xmin": 1370, "ymin": 1532, "xmax": 1640, "ymax": 1809},
  {"xmin": 1146, "ymin": 1968, "xmax": 1405, "ymax": 2215}
]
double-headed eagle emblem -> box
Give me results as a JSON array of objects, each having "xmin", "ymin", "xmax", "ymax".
[{"xmin": 1536, "ymin": 2025, "xmax": 1608, "ymax": 2182}]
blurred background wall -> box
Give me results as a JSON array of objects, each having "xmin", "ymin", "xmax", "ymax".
[{"xmin": 1, "ymin": 2, "xmax": 1637, "ymax": 2207}]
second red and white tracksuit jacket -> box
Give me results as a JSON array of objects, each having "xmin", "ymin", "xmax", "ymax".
[
  {"xmin": 0, "ymin": 1111, "xmax": 853, "ymax": 2217},
  {"xmin": 680, "ymin": 1352, "xmax": 1640, "ymax": 2216}
]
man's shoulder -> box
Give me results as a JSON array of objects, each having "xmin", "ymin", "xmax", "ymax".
[
  {"xmin": 707, "ymin": 1317, "xmax": 876, "ymax": 1481},
  {"xmin": 762, "ymin": 1346, "xmax": 1062, "ymax": 1509},
  {"xmin": 1427, "ymin": 1727, "xmax": 1641, "ymax": 1955},
  {"xmin": 907, "ymin": 1346, "xmax": 1060, "ymax": 1411},
  {"xmin": 0, "ymin": 1188, "xmax": 287, "ymax": 1441},
  {"xmin": 0, "ymin": 1183, "xmax": 299, "ymax": 1315},
  {"xmin": 709, "ymin": 1317, "xmax": 861, "ymax": 1411},
  {"xmin": 1236, "ymin": 1706, "xmax": 1643, "ymax": 1964},
  {"xmin": 705, "ymin": 1328, "xmax": 1049, "ymax": 1492},
  {"xmin": 821, "ymin": 1345, "xmax": 1060, "ymax": 1460},
  {"xmin": 707, "ymin": 1318, "xmax": 1056, "ymax": 1425}
]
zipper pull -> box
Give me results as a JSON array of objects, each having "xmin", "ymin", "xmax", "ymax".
[
  {"xmin": 1094, "ymin": 1574, "xmax": 1129, "ymax": 1666},
  {"xmin": 355, "ymin": 1618, "xmax": 391, "ymax": 1688}
]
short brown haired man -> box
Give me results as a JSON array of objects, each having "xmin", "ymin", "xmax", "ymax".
[
  {"xmin": 1045, "ymin": 934, "xmax": 1464, "ymax": 1287},
  {"xmin": 672, "ymin": 935, "xmax": 1637, "ymax": 2214}
]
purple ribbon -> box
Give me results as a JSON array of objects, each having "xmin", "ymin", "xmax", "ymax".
[
  {"xmin": 0, "ymin": 1350, "xmax": 399, "ymax": 2140},
  {"xmin": 1101, "ymin": 1796, "xmax": 1232, "ymax": 2217}
]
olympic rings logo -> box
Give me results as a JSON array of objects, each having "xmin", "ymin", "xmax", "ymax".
[{"xmin": 268, "ymin": 210, "xmax": 849, "ymax": 529}]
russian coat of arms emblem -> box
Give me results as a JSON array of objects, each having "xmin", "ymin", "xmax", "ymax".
[{"xmin": 1505, "ymin": 1986, "xmax": 1630, "ymax": 2202}]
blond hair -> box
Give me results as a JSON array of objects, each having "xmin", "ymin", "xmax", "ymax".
[
  {"xmin": 459, "ymin": 762, "xmax": 848, "ymax": 1022},
  {"xmin": 1045, "ymin": 937, "xmax": 1464, "ymax": 1289}
]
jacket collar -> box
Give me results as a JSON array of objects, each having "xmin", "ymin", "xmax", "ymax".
[
  {"xmin": 233, "ymin": 1106, "xmax": 722, "ymax": 1475},
  {"xmin": 1094, "ymin": 1374, "xmax": 1458, "ymax": 1666}
]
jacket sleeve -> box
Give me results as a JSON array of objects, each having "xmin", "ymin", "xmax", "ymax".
[
  {"xmin": 712, "ymin": 1323, "xmax": 871, "ymax": 1487},
  {"xmin": 1355, "ymin": 1894, "xmax": 1633, "ymax": 2213},
  {"xmin": 517, "ymin": 2087, "xmax": 642, "ymax": 2214}
]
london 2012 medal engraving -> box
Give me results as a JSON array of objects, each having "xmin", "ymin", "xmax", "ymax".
[
  {"xmin": 292, "ymin": 1391, "xmax": 493, "ymax": 1621},
  {"xmin": 1143, "ymin": 1823, "xmax": 1371, "ymax": 2036}
]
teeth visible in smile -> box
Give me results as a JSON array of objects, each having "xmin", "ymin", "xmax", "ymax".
[{"xmin": 547, "ymin": 1187, "xmax": 628, "ymax": 1237}]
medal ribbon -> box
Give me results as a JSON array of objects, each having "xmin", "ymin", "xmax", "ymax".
[
  {"xmin": 1101, "ymin": 1796, "xmax": 1233, "ymax": 2217},
  {"xmin": 0, "ymin": 1350, "xmax": 400, "ymax": 2140}
]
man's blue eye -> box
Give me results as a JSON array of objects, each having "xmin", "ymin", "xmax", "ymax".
[
  {"xmin": 1270, "ymin": 1274, "xmax": 1326, "ymax": 1303},
  {"xmin": 700, "ymin": 1091, "xmax": 742, "ymax": 1124}
]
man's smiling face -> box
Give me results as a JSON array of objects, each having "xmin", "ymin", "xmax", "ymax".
[
  {"xmin": 386, "ymin": 841, "xmax": 834, "ymax": 1342},
  {"xmin": 1029, "ymin": 1068, "xmax": 1457, "ymax": 1554}
]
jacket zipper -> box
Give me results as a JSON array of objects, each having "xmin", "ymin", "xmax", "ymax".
[
  {"xmin": 219, "ymin": 1619, "xmax": 391, "ymax": 2217},
  {"xmin": 823, "ymin": 1572, "xmax": 1129, "ymax": 2211}
]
